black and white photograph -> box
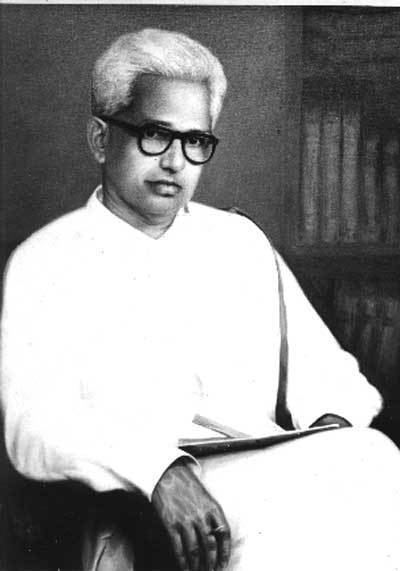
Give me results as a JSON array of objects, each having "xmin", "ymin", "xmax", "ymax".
[{"xmin": 1, "ymin": 2, "xmax": 400, "ymax": 570}]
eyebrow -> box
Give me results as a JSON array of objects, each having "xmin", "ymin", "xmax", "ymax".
[
  {"xmin": 138, "ymin": 118, "xmax": 213, "ymax": 135},
  {"xmin": 142, "ymin": 119, "xmax": 171, "ymax": 127}
]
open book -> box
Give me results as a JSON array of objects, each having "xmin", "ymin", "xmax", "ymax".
[{"xmin": 178, "ymin": 414, "xmax": 341, "ymax": 457}]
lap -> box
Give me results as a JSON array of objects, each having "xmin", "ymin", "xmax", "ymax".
[
  {"xmin": 83, "ymin": 427, "xmax": 400, "ymax": 571},
  {"xmin": 199, "ymin": 427, "xmax": 400, "ymax": 571}
]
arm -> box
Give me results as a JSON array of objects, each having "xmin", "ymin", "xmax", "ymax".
[
  {"xmin": 1, "ymin": 247, "xmax": 231, "ymax": 570},
  {"xmin": 0, "ymin": 249, "xmax": 193, "ymax": 498},
  {"xmin": 275, "ymin": 252, "xmax": 383, "ymax": 428},
  {"xmin": 227, "ymin": 213, "xmax": 381, "ymax": 430}
]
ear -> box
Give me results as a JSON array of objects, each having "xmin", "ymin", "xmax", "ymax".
[{"xmin": 87, "ymin": 116, "xmax": 109, "ymax": 164}]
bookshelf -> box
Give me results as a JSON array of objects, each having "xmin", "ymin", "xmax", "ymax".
[
  {"xmin": 283, "ymin": 7, "xmax": 400, "ymax": 436},
  {"xmin": 289, "ymin": 81, "xmax": 400, "ymax": 252},
  {"xmin": 289, "ymin": 250, "xmax": 400, "ymax": 279}
]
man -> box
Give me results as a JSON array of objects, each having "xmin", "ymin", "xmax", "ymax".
[{"xmin": 1, "ymin": 28, "xmax": 400, "ymax": 571}]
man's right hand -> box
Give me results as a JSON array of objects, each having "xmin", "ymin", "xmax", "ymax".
[{"xmin": 152, "ymin": 459, "xmax": 231, "ymax": 571}]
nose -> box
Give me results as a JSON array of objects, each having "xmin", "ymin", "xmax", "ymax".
[{"xmin": 159, "ymin": 139, "xmax": 186, "ymax": 172}]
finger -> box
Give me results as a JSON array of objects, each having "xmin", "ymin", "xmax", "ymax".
[
  {"xmin": 215, "ymin": 525, "xmax": 231, "ymax": 570},
  {"xmin": 209, "ymin": 514, "xmax": 231, "ymax": 570},
  {"xmin": 195, "ymin": 522, "xmax": 218, "ymax": 571},
  {"xmin": 170, "ymin": 529, "xmax": 190, "ymax": 571},
  {"xmin": 180, "ymin": 524, "xmax": 201, "ymax": 571}
]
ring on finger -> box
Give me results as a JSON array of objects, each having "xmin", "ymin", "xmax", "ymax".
[{"xmin": 211, "ymin": 525, "xmax": 227, "ymax": 534}]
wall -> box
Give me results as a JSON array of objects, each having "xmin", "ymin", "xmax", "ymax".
[{"xmin": 0, "ymin": 5, "xmax": 303, "ymax": 252}]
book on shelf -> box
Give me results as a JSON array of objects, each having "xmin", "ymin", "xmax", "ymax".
[
  {"xmin": 376, "ymin": 291, "xmax": 400, "ymax": 388},
  {"xmin": 320, "ymin": 101, "xmax": 341, "ymax": 243},
  {"xmin": 382, "ymin": 133, "xmax": 400, "ymax": 245},
  {"xmin": 297, "ymin": 90, "xmax": 400, "ymax": 249},
  {"xmin": 361, "ymin": 130, "xmax": 381, "ymax": 243},
  {"xmin": 333, "ymin": 279, "xmax": 360, "ymax": 352},
  {"xmin": 341, "ymin": 102, "xmax": 361, "ymax": 243},
  {"xmin": 354, "ymin": 282, "xmax": 380, "ymax": 379},
  {"xmin": 299, "ymin": 103, "xmax": 321, "ymax": 245},
  {"xmin": 332, "ymin": 279, "xmax": 400, "ymax": 401}
]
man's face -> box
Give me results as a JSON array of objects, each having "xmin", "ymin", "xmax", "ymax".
[{"xmin": 101, "ymin": 75, "xmax": 212, "ymax": 229}]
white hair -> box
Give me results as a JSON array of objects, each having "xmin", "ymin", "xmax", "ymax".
[{"xmin": 91, "ymin": 28, "xmax": 227, "ymax": 127}]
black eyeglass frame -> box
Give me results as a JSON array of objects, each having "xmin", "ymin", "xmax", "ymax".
[{"xmin": 97, "ymin": 115, "xmax": 219, "ymax": 165}]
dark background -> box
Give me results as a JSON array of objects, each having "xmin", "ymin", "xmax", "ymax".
[
  {"xmin": 1, "ymin": 5, "xmax": 302, "ymax": 251},
  {"xmin": 1, "ymin": 3, "xmax": 400, "ymax": 446},
  {"xmin": 1, "ymin": 6, "xmax": 400, "ymax": 569},
  {"xmin": 2, "ymin": 5, "xmax": 400, "ymax": 438}
]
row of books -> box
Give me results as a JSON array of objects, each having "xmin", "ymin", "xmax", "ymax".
[
  {"xmin": 297, "ymin": 99, "xmax": 400, "ymax": 245},
  {"xmin": 332, "ymin": 279, "xmax": 400, "ymax": 396}
]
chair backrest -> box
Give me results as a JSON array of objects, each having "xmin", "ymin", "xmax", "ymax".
[{"xmin": 225, "ymin": 207, "xmax": 294, "ymax": 430}]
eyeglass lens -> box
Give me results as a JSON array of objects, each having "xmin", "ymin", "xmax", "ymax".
[{"xmin": 140, "ymin": 126, "xmax": 215, "ymax": 164}]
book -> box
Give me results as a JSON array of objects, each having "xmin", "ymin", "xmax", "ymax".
[
  {"xmin": 361, "ymin": 131, "xmax": 381, "ymax": 243},
  {"xmin": 320, "ymin": 102, "xmax": 341, "ymax": 243},
  {"xmin": 355, "ymin": 282, "xmax": 379, "ymax": 380},
  {"xmin": 333, "ymin": 279, "xmax": 360, "ymax": 352},
  {"xmin": 341, "ymin": 103, "xmax": 361, "ymax": 242},
  {"xmin": 179, "ymin": 424, "xmax": 341, "ymax": 457},
  {"xmin": 376, "ymin": 290, "xmax": 400, "ymax": 389},
  {"xmin": 299, "ymin": 103, "xmax": 321, "ymax": 245},
  {"xmin": 382, "ymin": 133, "xmax": 400, "ymax": 245}
]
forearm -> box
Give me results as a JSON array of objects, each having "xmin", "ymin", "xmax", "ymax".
[
  {"xmin": 3, "ymin": 394, "xmax": 194, "ymax": 497},
  {"xmin": 1, "ymin": 273, "xmax": 196, "ymax": 496}
]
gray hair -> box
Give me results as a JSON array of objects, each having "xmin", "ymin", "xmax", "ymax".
[{"xmin": 91, "ymin": 28, "xmax": 227, "ymax": 127}]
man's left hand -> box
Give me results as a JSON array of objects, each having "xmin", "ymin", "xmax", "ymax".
[
  {"xmin": 152, "ymin": 459, "xmax": 231, "ymax": 571},
  {"xmin": 311, "ymin": 413, "xmax": 352, "ymax": 428}
]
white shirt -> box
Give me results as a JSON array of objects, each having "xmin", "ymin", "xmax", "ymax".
[{"xmin": 0, "ymin": 190, "xmax": 382, "ymax": 498}]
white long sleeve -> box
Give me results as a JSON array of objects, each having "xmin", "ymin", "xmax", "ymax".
[
  {"xmin": 276, "ymin": 251, "xmax": 383, "ymax": 427},
  {"xmin": 0, "ymin": 221, "xmax": 197, "ymax": 498},
  {"xmin": 0, "ymin": 191, "xmax": 382, "ymax": 497},
  {"xmin": 214, "ymin": 216, "xmax": 383, "ymax": 429}
]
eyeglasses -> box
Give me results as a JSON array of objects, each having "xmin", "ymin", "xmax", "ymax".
[{"xmin": 98, "ymin": 116, "xmax": 219, "ymax": 165}]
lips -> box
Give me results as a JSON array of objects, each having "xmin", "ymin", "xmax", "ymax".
[{"xmin": 148, "ymin": 180, "xmax": 182, "ymax": 197}]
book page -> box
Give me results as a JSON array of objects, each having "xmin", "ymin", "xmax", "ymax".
[{"xmin": 179, "ymin": 424, "xmax": 341, "ymax": 457}]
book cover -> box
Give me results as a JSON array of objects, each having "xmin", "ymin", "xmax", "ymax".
[
  {"xmin": 320, "ymin": 102, "xmax": 341, "ymax": 243},
  {"xmin": 382, "ymin": 133, "xmax": 400, "ymax": 245},
  {"xmin": 333, "ymin": 279, "xmax": 360, "ymax": 352},
  {"xmin": 179, "ymin": 424, "xmax": 341, "ymax": 457},
  {"xmin": 299, "ymin": 103, "xmax": 321, "ymax": 245},
  {"xmin": 355, "ymin": 282, "xmax": 379, "ymax": 380},
  {"xmin": 341, "ymin": 103, "xmax": 361, "ymax": 243},
  {"xmin": 361, "ymin": 131, "xmax": 381, "ymax": 243},
  {"xmin": 376, "ymin": 291, "xmax": 400, "ymax": 388}
]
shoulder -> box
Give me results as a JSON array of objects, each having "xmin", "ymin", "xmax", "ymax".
[
  {"xmin": 190, "ymin": 202, "xmax": 273, "ymax": 255},
  {"xmin": 4, "ymin": 205, "xmax": 88, "ymax": 281},
  {"xmin": 188, "ymin": 202, "xmax": 273, "ymax": 246}
]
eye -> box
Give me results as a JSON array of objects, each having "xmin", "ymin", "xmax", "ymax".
[
  {"xmin": 142, "ymin": 125, "xmax": 165, "ymax": 140},
  {"xmin": 186, "ymin": 134, "xmax": 210, "ymax": 148}
]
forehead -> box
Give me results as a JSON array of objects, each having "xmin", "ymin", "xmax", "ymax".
[{"xmin": 125, "ymin": 75, "xmax": 211, "ymax": 132}]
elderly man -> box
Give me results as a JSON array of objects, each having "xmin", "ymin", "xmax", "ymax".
[{"xmin": 1, "ymin": 28, "xmax": 400, "ymax": 571}]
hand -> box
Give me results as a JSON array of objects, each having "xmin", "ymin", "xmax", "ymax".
[
  {"xmin": 310, "ymin": 413, "xmax": 352, "ymax": 428},
  {"xmin": 152, "ymin": 459, "xmax": 231, "ymax": 571}
]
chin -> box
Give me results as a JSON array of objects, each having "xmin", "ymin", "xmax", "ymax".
[{"xmin": 148, "ymin": 194, "xmax": 184, "ymax": 214}]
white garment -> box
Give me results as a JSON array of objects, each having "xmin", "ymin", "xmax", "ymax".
[
  {"xmin": 0, "ymin": 189, "xmax": 382, "ymax": 498},
  {"xmin": 82, "ymin": 428, "xmax": 400, "ymax": 571},
  {"xmin": 201, "ymin": 428, "xmax": 400, "ymax": 571}
]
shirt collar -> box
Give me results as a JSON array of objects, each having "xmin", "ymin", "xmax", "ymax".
[{"xmin": 86, "ymin": 185, "xmax": 190, "ymax": 247}]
